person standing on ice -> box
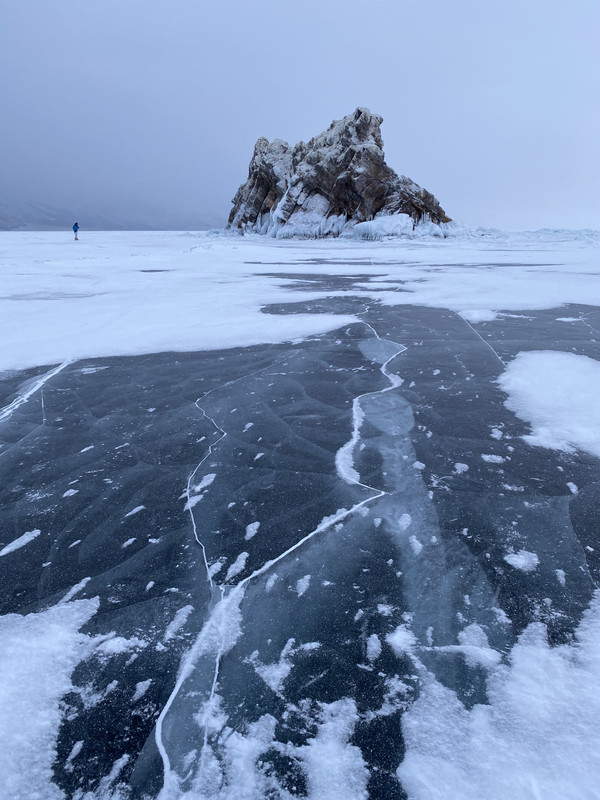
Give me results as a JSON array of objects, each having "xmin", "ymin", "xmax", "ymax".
[{"xmin": 73, "ymin": 222, "xmax": 79, "ymax": 240}]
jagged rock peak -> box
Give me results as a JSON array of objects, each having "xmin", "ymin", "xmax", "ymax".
[{"xmin": 227, "ymin": 108, "xmax": 450, "ymax": 238}]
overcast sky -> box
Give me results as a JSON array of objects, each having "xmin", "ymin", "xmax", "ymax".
[{"xmin": 1, "ymin": 0, "xmax": 598, "ymax": 230}]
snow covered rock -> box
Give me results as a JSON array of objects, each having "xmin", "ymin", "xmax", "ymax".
[{"xmin": 227, "ymin": 108, "xmax": 450, "ymax": 238}]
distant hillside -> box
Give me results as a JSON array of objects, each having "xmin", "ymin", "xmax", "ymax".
[{"xmin": 0, "ymin": 201, "xmax": 224, "ymax": 231}]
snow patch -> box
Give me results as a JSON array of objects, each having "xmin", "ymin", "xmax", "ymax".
[
  {"xmin": 481, "ymin": 454, "xmax": 505, "ymax": 464},
  {"xmin": 60, "ymin": 577, "xmax": 91, "ymax": 604},
  {"xmin": 459, "ymin": 309, "xmax": 499, "ymax": 323},
  {"xmin": 387, "ymin": 626, "xmax": 417, "ymax": 656},
  {"xmin": 504, "ymin": 550, "xmax": 540, "ymax": 572},
  {"xmin": 0, "ymin": 598, "xmax": 99, "ymax": 800},
  {"xmin": 125, "ymin": 505, "xmax": 145, "ymax": 518},
  {"xmin": 122, "ymin": 537, "xmax": 136, "ymax": 548},
  {"xmin": 366, "ymin": 634, "xmax": 382, "ymax": 663},
  {"xmin": 409, "ymin": 536, "xmax": 423, "ymax": 556},
  {"xmin": 299, "ymin": 698, "xmax": 369, "ymax": 800},
  {"xmin": 95, "ymin": 635, "xmax": 148, "ymax": 657},
  {"xmin": 498, "ymin": 351, "xmax": 600, "ymax": 458},
  {"xmin": 164, "ymin": 605, "xmax": 194, "ymax": 642},
  {"xmin": 247, "ymin": 639, "xmax": 297, "ymax": 694},
  {"xmin": 399, "ymin": 591, "xmax": 600, "ymax": 800},
  {"xmin": 398, "ymin": 513, "xmax": 412, "ymax": 531},
  {"xmin": 132, "ymin": 679, "xmax": 152, "ymax": 703},
  {"xmin": 192, "ymin": 473, "xmax": 216, "ymax": 493},
  {"xmin": 296, "ymin": 575, "xmax": 311, "ymax": 597},
  {"xmin": 244, "ymin": 521, "xmax": 260, "ymax": 541},
  {"xmin": 0, "ymin": 529, "xmax": 41, "ymax": 557},
  {"xmin": 225, "ymin": 552, "xmax": 249, "ymax": 582}
]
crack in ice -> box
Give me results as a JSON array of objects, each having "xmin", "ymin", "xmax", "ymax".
[
  {"xmin": 156, "ymin": 325, "xmax": 407, "ymax": 797},
  {"xmin": 0, "ymin": 360, "xmax": 73, "ymax": 423},
  {"xmin": 459, "ymin": 315, "xmax": 507, "ymax": 368}
]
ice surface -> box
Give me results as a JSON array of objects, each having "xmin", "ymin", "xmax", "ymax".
[
  {"xmin": 1, "ymin": 229, "xmax": 600, "ymax": 799},
  {"xmin": 1, "ymin": 229, "xmax": 600, "ymax": 373},
  {"xmin": 0, "ymin": 232, "xmax": 359, "ymax": 372}
]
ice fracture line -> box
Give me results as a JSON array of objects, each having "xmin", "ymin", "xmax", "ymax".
[
  {"xmin": 157, "ymin": 354, "xmax": 307, "ymax": 790},
  {"xmin": 459, "ymin": 316, "xmax": 507, "ymax": 367},
  {"xmin": 156, "ymin": 323, "xmax": 407, "ymax": 796},
  {"xmin": 0, "ymin": 360, "xmax": 73, "ymax": 423},
  {"xmin": 183, "ymin": 353, "xmax": 301, "ymax": 583}
]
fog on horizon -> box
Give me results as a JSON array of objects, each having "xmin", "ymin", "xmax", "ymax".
[{"xmin": 1, "ymin": 0, "xmax": 598, "ymax": 231}]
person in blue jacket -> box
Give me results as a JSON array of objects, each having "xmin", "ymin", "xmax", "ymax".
[{"xmin": 73, "ymin": 222, "xmax": 79, "ymax": 240}]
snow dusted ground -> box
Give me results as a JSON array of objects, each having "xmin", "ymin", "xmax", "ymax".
[
  {"xmin": 2, "ymin": 227, "xmax": 600, "ymax": 371},
  {"xmin": 1, "ymin": 228, "xmax": 600, "ymax": 799}
]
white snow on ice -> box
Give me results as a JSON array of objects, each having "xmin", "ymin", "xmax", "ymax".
[
  {"xmin": 299, "ymin": 698, "xmax": 369, "ymax": 800},
  {"xmin": 398, "ymin": 513, "xmax": 412, "ymax": 531},
  {"xmin": 94, "ymin": 635, "xmax": 148, "ymax": 658},
  {"xmin": 132, "ymin": 679, "xmax": 152, "ymax": 703},
  {"xmin": 164, "ymin": 605, "xmax": 194, "ymax": 642},
  {"xmin": 247, "ymin": 638, "xmax": 296, "ymax": 694},
  {"xmin": 3, "ymin": 230, "xmax": 599, "ymax": 376},
  {"xmin": 296, "ymin": 574, "xmax": 311, "ymax": 597},
  {"xmin": 0, "ymin": 529, "xmax": 41, "ymax": 557},
  {"xmin": 60, "ymin": 577, "xmax": 91, "ymax": 604},
  {"xmin": 124, "ymin": 505, "xmax": 145, "ymax": 518},
  {"xmin": 244, "ymin": 521, "xmax": 260, "ymax": 541},
  {"xmin": 225, "ymin": 552, "xmax": 249, "ymax": 582},
  {"xmin": 398, "ymin": 591, "xmax": 600, "ymax": 800},
  {"xmin": 0, "ymin": 233, "xmax": 359, "ymax": 371},
  {"xmin": 192, "ymin": 473, "xmax": 216, "ymax": 493},
  {"xmin": 366, "ymin": 634, "xmax": 382, "ymax": 663},
  {"xmin": 3, "ymin": 230, "xmax": 600, "ymax": 800},
  {"xmin": 409, "ymin": 536, "xmax": 423, "ymax": 556},
  {"xmin": 386, "ymin": 626, "xmax": 417, "ymax": 656},
  {"xmin": 504, "ymin": 550, "xmax": 540, "ymax": 572},
  {"xmin": 427, "ymin": 624, "xmax": 502, "ymax": 670},
  {"xmin": 498, "ymin": 351, "xmax": 600, "ymax": 458},
  {"xmin": 481, "ymin": 454, "xmax": 505, "ymax": 464},
  {"xmin": 0, "ymin": 598, "xmax": 99, "ymax": 800}
]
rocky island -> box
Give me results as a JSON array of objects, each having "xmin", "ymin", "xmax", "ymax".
[{"xmin": 227, "ymin": 107, "xmax": 450, "ymax": 238}]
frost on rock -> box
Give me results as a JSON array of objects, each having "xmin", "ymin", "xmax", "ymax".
[{"xmin": 227, "ymin": 108, "xmax": 450, "ymax": 238}]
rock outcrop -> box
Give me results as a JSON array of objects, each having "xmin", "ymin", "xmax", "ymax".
[{"xmin": 227, "ymin": 108, "xmax": 450, "ymax": 237}]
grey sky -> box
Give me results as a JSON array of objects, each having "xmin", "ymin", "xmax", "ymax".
[{"xmin": 1, "ymin": 0, "xmax": 598, "ymax": 230}]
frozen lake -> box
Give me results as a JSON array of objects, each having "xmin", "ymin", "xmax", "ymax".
[{"xmin": 1, "ymin": 230, "xmax": 600, "ymax": 799}]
